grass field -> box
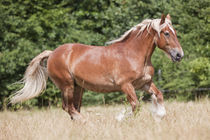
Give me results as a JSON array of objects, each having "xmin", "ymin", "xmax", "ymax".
[{"xmin": 0, "ymin": 99, "xmax": 210, "ymax": 140}]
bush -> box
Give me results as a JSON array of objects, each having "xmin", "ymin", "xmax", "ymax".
[{"xmin": 0, "ymin": 0, "xmax": 209, "ymax": 110}]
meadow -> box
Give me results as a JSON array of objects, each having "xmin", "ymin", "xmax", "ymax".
[{"xmin": 0, "ymin": 99, "xmax": 210, "ymax": 140}]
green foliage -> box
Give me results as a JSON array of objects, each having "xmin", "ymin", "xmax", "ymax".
[
  {"xmin": 0, "ymin": 0, "xmax": 209, "ymax": 110},
  {"xmin": 190, "ymin": 57, "xmax": 210, "ymax": 87}
]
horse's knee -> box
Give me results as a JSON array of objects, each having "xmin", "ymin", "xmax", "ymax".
[{"xmin": 157, "ymin": 93, "xmax": 163, "ymax": 103}]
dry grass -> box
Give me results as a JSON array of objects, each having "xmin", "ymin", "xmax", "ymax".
[{"xmin": 0, "ymin": 99, "xmax": 210, "ymax": 140}]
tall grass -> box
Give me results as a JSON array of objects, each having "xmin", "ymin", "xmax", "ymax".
[{"xmin": 0, "ymin": 99, "xmax": 210, "ymax": 140}]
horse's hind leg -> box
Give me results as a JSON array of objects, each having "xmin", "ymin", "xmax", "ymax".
[
  {"xmin": 73, "ymin": 85, "xmax": 84, "ymax": 113},
  {"xmin": 48, "ymin": 70, "xmax": 84, "ymax": 120},
  {"xmin": 61, "ymin": 84, "xmax": 84, "ymax": 120}
]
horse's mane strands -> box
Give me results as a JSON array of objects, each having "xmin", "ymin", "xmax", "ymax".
[
  {"xmin": 106, "ymin": 18, "xmax": 174, "ymax": 45},
  {"xmin": 106, "ymin": 27, "xmax": 136, "ymax": 45}
]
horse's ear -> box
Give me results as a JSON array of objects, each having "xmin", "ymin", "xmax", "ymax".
[
  {"xmin": 160, "ymin": 14, "xmax": 165, "ymax": 25},
  {"xmin": 166, "ymin": 14, "xmax": 171, "ymax": 20}
]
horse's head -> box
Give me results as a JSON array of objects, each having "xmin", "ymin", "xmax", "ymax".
[{"xmin": 156, "ymin": 14, "xmax": 184, "ymax": 62}]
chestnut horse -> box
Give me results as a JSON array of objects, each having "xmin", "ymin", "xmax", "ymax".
[{"xmin": 11, "ymin": 14, "xmax": 183, "ymax": 120}]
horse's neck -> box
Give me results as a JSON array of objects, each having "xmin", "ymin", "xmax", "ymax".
[{"xmin": 126, "ymin": 30, "xmax": 156, "ymax": 65}]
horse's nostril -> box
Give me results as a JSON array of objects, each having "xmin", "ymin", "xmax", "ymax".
[
  {"xmin": 176, "ymin": 53, "xmax": 182, "ymax": 60},
  {"xmin": 175, "ymin": 53, "xmax": 182, "ymax": 61},
  {"xmin": 176, "ymin": 53, "xmax": 181, "ymax": 58}
]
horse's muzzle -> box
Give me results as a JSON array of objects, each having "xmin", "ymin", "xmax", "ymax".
[{"xmin": 169, "ymin": 49, "xmax": 184, "ymax": 62}]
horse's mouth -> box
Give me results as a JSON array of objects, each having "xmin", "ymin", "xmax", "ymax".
[
  {"xmin": 170, "ymin": 54, "xmax": 180, "ymax": 62},
  {"xmin": 164, "ymin": 51, "xmax": 180, "ymax": 62},
  {"xmin": 169, "ymin": 52, "xmax": 182, "ymax": 62}
]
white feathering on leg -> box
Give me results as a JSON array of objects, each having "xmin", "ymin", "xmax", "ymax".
[{"xmin": 151, "ymin": 94, "xmax": 166, "ymax": 121}]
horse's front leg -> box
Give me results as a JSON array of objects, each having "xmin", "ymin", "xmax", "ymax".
[
  {"xmin": 121, "ymin": 83, "xmax": 140, "ymax": 112},
  {"xmin": 144, "ymin": 82, "xmax": 166, "ymax": 120},
  {"xmin": 116, "ymin": 82, "xmax": 140, "ymax": 121}
]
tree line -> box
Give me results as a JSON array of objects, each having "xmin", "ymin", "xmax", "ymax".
[{"xmin": 0, "ymin": 0, "xmax": 209, "ymax": 110}]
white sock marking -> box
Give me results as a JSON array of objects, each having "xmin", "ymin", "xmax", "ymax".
[{"xmin": 151, "ymin": 94, "xmax": 166, "ymax": 121}]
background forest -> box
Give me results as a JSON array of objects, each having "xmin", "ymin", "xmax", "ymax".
[{"xmin": 0, "ymin": 0, "xmax": 209, "ymax": 110}]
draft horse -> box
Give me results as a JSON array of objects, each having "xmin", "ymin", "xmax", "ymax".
[{"xmin": 11, "ymin": 14, "xmax": 184, "ymax": 121}]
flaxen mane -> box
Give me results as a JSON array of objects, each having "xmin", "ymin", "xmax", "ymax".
[{"xmin": 107, "ymin": 18, "xmax": 175, "ymax": 45}]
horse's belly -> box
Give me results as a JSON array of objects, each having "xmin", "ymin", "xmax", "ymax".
[{"xmin": 74, "ymin": 76, "xmax": 120, "ymax": 93}]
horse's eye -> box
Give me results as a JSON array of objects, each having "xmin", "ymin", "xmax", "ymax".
[{"xmin": 164, "ymin": 31, "xmax": 170, "ymax": 37}]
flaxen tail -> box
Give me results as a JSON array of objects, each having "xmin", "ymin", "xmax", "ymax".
[{"xmin": 10, "ymin": 50, "xmax": 52, "ymax": 104}]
